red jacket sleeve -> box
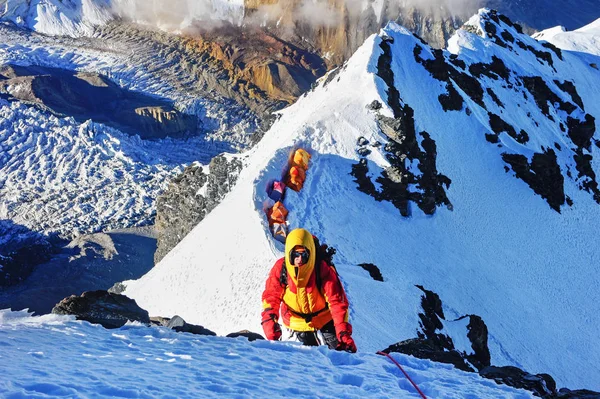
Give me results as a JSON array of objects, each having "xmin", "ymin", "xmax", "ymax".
[
  {"xmin": 261, "ymin": 258, "xmax": 285, "ymax": 322},
  {"xmin": 319, "ymin": 261, "xmax": 349, "ymax": 328}
]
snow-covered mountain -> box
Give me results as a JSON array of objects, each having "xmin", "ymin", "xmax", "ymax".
[
  {"xmin": 0, "ymin": 309, "xmax": 538, "ymax": 398},
  {"xmin": 0, "ymin": 0, "xmax": 113, "ymax": 37},
  {"xmin": 534, "ymin": 18, "xmax": 600, "ymax": 56},
  {"xmin": 120, "ymin": 9, "xmax": 600, "ymax": 391}
]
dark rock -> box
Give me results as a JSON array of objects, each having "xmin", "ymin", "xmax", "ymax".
[
  {"xmin": 357, "ymin": 263, "xmax": 384, "ymax": 281},
  {"xmin": 164, "ymin": 315, "xmax": 216, "ymax": 336},
  {"xmin": 464, "ymin": 315, "xmax": 491, "ymax": 370},
  {"xmin": 415, "ymin": 285, "xmax": 446, "ymax": 339},
  {"xmin": 567, "ymin": 114, "xmax": 596, "ymax": 150},
  {"xmin": 350, "ymin": 159, "xmax": 380, "ymax": 200},
  {"xmin": 542, "ymin": 42, "xmax": 564, "ymax": 61},
  {"xmin": 226, "ymin": 330, "xmax": 265, "ymax": 341},
  {"xmin": 554, "ymin": 80, "xmax": 584, "ymax": 109},
  {"xmin": 438, "ymin": 84, "xmax": 464, "ymax": 111},
  {"xmin": 501, "ymin": 30, "xmax": 515, "ymax": 43},
  {"xmin": 414, "ymin": 45, "xmax": 484, "ymax": 108},
  {"xmin": 479, "ymin": 366, "xmax": 556, "ymax": 397},
  {"xmin": 52, "ymin": 290, "xmax": 150, "ymax": 329},
  {"xmin": 486, "ymin": 133, "xmax": 500, "ymax": 143},
  {"xmin": 522, "ymin": 76, "xmax": 576, "ymax": 118},
  {"xmin": 489, "ymin": 112, "xmax": 528, "ymax": 144},
  {"xmin": 502, "ymin": 149, "xmax": 565, "ymax": 212},
  {"xmin": 573, "ymin": 149, "xmax": 600, "ymax": 204},
  {"xmin": 357, "ymin": 136, "xmax": 369, "ymax": 146},
  {"xmin": 366, "ymin": 100, "xmax": 382, "ymax": 111},
  {"xmin": 486, "ymin": 88, "xmax": 504, "ymax": 108},
  {"xmin": 357, "ymin": 147, "xmax": 372, "ymax": 156},
  {"xmin": 469, "ymin": 56, "xmax": 511, "ymax": 81},
  {"xmin": 555, "ymin": 388, "xmax": 600, "ymax": 398},
  {"xmin": 383, "ymin": 338, "xmax": 475, "ymax": 372},
  {"xmin": 154, "ymin": 155, "xmax": 243, "ymax": 263},
  {"xmin": 323, "ymin": 67, "xmax": 342, "ymax": 87}
]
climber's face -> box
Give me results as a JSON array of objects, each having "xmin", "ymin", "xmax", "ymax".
[{"xmin": 291, "ymin": 246, "xmax": 310, "ymax": 267}]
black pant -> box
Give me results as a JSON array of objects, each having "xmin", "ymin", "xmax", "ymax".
[{"xmin": 293, "ymin": 320, "xmax": 339, "ymax": 349}]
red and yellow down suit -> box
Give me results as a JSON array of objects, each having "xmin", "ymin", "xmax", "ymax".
[{"xmin": 261, "ymin": 228, "xmax": 351, "ymax": 337}]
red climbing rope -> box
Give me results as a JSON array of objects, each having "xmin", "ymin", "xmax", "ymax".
[{"xmin": 376, "ymin": 351, "xmax": 428, "ymax": 399}]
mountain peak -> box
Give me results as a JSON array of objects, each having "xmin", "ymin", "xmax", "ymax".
[{"xmin": 121, "ymin": 10, "xmax": 600, "ymax": 390}]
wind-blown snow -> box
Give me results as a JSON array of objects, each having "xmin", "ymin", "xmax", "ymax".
[
  {"xmin": 123, "ymin": 10, "xmax": 600, "ymax": 390},
  {"xmin": 0, "ymin": 309, "xmax": 534, "ymax": 398}
]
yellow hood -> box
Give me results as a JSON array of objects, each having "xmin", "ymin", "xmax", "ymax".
[{"xmin": 284, "ymin": 228, "xmax": 316, "ymax": 288}]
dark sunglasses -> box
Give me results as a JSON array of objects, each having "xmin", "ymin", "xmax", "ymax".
[{"xmin": 290, "ymin": 249, "xmax": 310, "ymax": 265}]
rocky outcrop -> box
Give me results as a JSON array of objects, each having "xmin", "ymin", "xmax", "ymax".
[
  {"xmin": 52, "ymin": 290, "xmax": 151, "ymax": 328},
  {"xmin": 480, "ymin": 366, "xmax": 556, "ymax": 397},
  {"xmin": 154, "ymin": 155, "xmax": 244, "ymax": 263},
  {"xmin": 150, "ymin": 315, "xmax": 216, "ymax": 336},
  {"xmin": 382, "ymin": 285, "xmax": 600, "ymax": 398},
  {"xmin": 351, "ymin": 36, "xmax": 452, "ymax": 216},
  {"xmin": 0, "ymin": 64, "xmax": 198, "ymax": 139}
]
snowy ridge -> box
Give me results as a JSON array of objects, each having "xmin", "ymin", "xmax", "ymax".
[
  {"xmin": 0, "ymin": 309, "xmax": 535, "ymax": 398},
  {"xmin": 533, "ymin": 18, "xmax": 600, "ymax": 56},
  {"xmin": 123, "ymin": 9, "xmax": 600, "ymax": 390}
]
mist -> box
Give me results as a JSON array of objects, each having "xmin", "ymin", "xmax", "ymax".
[{"xmin": 109, "ymin": 0, "xmax": 483, "ymax": 32}]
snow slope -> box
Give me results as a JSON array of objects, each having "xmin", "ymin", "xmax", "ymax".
[
  {"xmin": 122, "ymin": 9, "xmax": 600, "ymax": 390},
  {"xmin": 533, "ymin": 18, "xmax": 600, "ymax": 56},
  {"xmin": 0, "ymin": 309, "xmax": 535, "ymax": 398}
]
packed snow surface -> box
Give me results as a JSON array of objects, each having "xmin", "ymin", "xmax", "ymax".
[
  {"xmin": 124, "ymin": 10, "xmax": 600, "ymax": 390},
  {"xmin": 0, "ymin": 309, "xmax": 534, "ymax": 398}
]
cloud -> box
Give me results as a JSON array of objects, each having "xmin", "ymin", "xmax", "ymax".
[{"xmin": 108, "ymin": 0, "xmax": 483, "ymax": 33}]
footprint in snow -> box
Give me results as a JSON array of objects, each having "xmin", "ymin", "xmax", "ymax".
[
  {"xmin": 333, "ymin": 373, "xmax": 364, "ymax": 387},
  {"xmin": 325, "ymin": 349, "xmax": 365, "ymax": 366}
]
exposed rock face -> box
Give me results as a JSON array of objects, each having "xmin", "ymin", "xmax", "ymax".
[
  {"xmin": 97, "ymin": 22, "xmax": 326, "ymax": 121},
  {"xmin": 52, "ymin": 290, "xmax": 150, "ymax": 328},
  {"xmin": 382, "ymin": 285, "xmax": 491, "ymax": 373},
  {"xmin": 351, "ymin": 36, "xmax": 452, "ymax": 216},
  {"xmin": 0, "ymin": 64, "xmax": 198, "ymax": 139},
  {"xmin": 381, "ymin": 285, "xmax": 600, "ymax": 397},
  {"xmin": 480, "ymin": 366, "xmax": 556, "ymax": 397},
  {"xmin": 154, "ymin": 155, "xmax": 243, "ymax": 263}
]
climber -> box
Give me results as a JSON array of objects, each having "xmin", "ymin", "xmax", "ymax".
[{"xmin": 261, "ymin": 228, "xmax": 357, "ymax": 352}]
